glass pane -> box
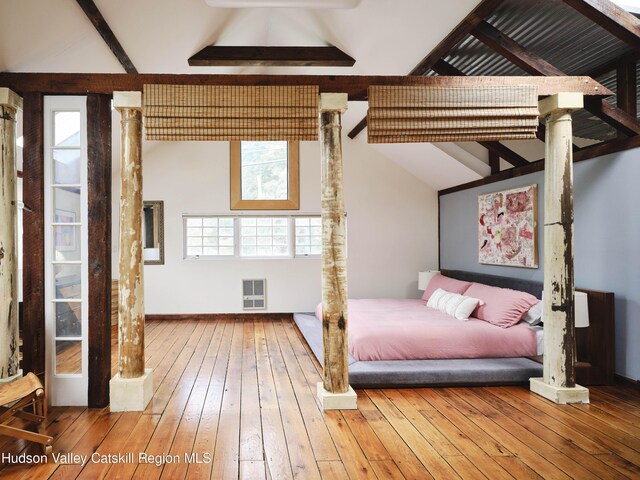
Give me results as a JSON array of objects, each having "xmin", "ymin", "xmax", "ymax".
[
  {"xmin": 311, "ymin": 236, "xmax": 322, "ymax": 246},
  {"xmin": 295, "ymin": 218, "xmax": 310, "ymax": 227},
  {"xmin": 55, "ymin": 302, "xmax": 82, "ymax": 337},
  {"xmin": 219, "ymin": 227, "xmax": 234, "ymax": 236},
  {"xmin": 54, "ymin": 225, "xmax": 81, "ymax": 261},
  {"xmin": 240, "ymin": 141, "xmax": 288, "ymax": 200},
  {"xmin": 186, "ymin": 218, "xmax": 202, "ymax": 227},
  {"xmin": 202, "ymin": 227, "xmax": 217, "ymax": 236},
  {"xmin": 241, "ymin": 227, "xmax": 256, "ymax": 236},
  {"xmin": 310, "ymin": 226, "xmax": 322, "ymax": 236},
  {"xmin": 54, "ymin": 112, "xmax": 81, "ymax": 147},
  {"xmin": 311, "ymin": 246, "xmax": 322, "ymax": 255},
  {"xmin": 187, "ymin": 247, "xmax": 202, "ymax": 257},
  {"xmin": 202, "ymin": 218, "xmax": 218, "ymax": 227},
  {"xmin": 241, "ymin": 218, "xmax": 256, "ymax": 227},
  {"xmin": 257, "ymin": 218, "xmax": 272, "ymax": 227},
  {"xmin": 273, "ymin": 246, "xmax": 289, "ymax": 256},
  {"xmin": 296, "ymin": 226, "xmax": 309, "ymax": 236},
  {"xmin": 53, "ymin": 188, "xmax": 81, "ymax": 222},
  {"xmin": 56, "ymin": 340, "xmax": 82, "ymax": 375},
  {"xmin": 54, "ymin": 264, "xmax": 81, "ymax": 299},
  {"xmin": 257, "ymin": 246, "xmax": 272, "ymax": 256},
  {"xmin": 187, "ymin": 237, "xmax": 203, "ymax": 247},
  {"xmin": 203, "ymin": 247, "xmax": 218, "ymax": 256},
  {"xmin": 187, "ymin": 227, "xmax": 202, "ymax": 237},
  {"xmin": 273, "ymin": 235, "xmax": 288, "ymax": 246},
  {"xmin": 310, "ymin": 217, "xmax": 322, "ymax": 227},
  {"xmin": 203, "ymin": 237, "xmax": 218, "ymax": 246},
  {"xmin": 241, "ymin": 246, "xmax": 257, "ymax": 256},
  {"xmin": 53, "ymin": 149, "xmax": 81, "ymax": 184},
  {"xmin": 257, "ymin": 236, "xmax": 271, "ymax": 246},
  {"xmin": 219, "ymin": 236, "xmax": 234, "ymax": 246},
  {"xmin": 273, "ymin": 226, "xmax": 287, "ymax": 236},
  {"xmin": 219, "ymin": 246, "xmax": 234, "ymax": 256},
  {"xmin": 273, "ymin": 218, "xmax": 288, "ymax": 227},
  {"xmin": 219, "ymin": 218, "xmax": 234, "ymax": 227},
  {"xmin": 297, "ymin": 236, "xmax": 310, "ymax": 246},
  {"xmin": 296, "ymin": 246, "xmax": 310, "ymax": 256}
]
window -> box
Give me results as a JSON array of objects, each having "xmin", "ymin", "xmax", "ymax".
[
  {"xmin": 230, "ymin": 141, "xmax": 300, "ymax": 210},
  {"xmin": 294, "ymin": 217, "xmax": 322, "ymax": 256},
  {"xmin": 183, "ymin": 215, "xmax": 325, "ymax": 259},
  {"xmin": 240, "ymin": 217, "xmax": 290, "ymax": 257},
  {"xmin": 184, "ymin": 217, "xmax": 235, "ymax": 257}
]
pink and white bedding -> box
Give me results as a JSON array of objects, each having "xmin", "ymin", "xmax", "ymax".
[{"xmin": 315, "ymin": 298, "xmax": 538, "ymax": 361}]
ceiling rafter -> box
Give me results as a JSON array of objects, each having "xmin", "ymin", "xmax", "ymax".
[
  {"xmin": 562, "ymin": 0, "xmax": 640, "ymax": 52},
  {"xmin": 346, "ymin": 0, "xmax": 505, "ymax": 139},
  {"xmin": 75, "ymin": 0, "xmax": 138, "ymax": 74},
  {"xmin": 471, "ymin": 20, "xmax": 640, "ymax": 137}
]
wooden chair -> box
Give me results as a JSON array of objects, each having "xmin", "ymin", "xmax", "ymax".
[{"xmin": 0, "ymin": 373, "xmax": 53, "ymax": 454}]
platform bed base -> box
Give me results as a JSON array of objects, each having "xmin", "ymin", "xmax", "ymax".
[{"xmin": 294, "ymin": 313, "xmax": 543, "ymax": 387}]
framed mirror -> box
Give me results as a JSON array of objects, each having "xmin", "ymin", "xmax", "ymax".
[{"xmin": 143, "ymin": 201, "xmax": 164, "ymax": 265}]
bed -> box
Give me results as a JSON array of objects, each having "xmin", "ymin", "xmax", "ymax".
[{"xmin": 294, "ymin": 270, "xmax": 614, "ymax": 387}]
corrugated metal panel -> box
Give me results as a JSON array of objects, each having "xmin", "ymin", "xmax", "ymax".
[{"xmin": 438, "ymin": 0, "xmax": 636, "ymax": 141}]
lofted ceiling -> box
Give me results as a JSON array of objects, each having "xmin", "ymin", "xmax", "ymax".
[{"xmin": 0, "ymin": 0, "xmax": 501, "ymax": 190}]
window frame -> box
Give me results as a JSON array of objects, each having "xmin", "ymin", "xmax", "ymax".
[{"xmin": 230, "ymin": 141, "xmax": 300, "ymax": 210}]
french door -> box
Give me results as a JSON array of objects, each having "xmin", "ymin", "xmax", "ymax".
[{"xmin": 44, "ymin": 96, "xmax": 89, "ymax": 406}]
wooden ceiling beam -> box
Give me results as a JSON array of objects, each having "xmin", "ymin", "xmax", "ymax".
[
  {"xmin": 75, "ymin": 0, "xmax": 137, "ymax": 74},
  {"xmin": 0, "ymin": 73, "xmax": 611, "ymax": 98},
  {"xmin": 346, "ymin": 0, "xmax": 506, "ymax": 138},
  {"xmin": 471, "ymin": 21, "xmax": 564, "ymax": 76},
  {"xmin": 478, "ymin": 141, "xmax": 529, "ymax": 167},
  {"xmin": 488, "ymin": 150, "xmax": 501, "ymax": 174},
  {"xmin": 586, "ymin": 51, "xmax": 640, "ymax": 79},
  {"xmin": 562, "ymin": 0, "xmax": 640, "ymax": 52},
  {"xmin": 471, "ymin": 20, "xmax": 640, "ymax": 136},
  {"xmin": 439, "ymin": 133, "xmax": 640, "ymax": 196},
  {"xmin": 617, "ymin": 60, "xmax": 637, "ymax": 117},
  {"xmin": 188, "ymin": 46, "xmax": 355, "ymax": 67}
]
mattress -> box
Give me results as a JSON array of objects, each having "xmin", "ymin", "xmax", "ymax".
[{"xmin": 315, "ymin": 299, "xmax": 538, "ymax": 361}]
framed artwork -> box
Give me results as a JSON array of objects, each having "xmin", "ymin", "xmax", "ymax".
[
  {"xmin": 54, "ymin": 209, "xmax": 77, "ymax": 252},
  {"xmin": 478, "ymin": 184, "xmax": 538, "ymax": 268}
]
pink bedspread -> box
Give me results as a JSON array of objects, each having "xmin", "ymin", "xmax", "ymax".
[{"xmin": 315, "ymin": 299, "xmax": 537, "ymax": 361}]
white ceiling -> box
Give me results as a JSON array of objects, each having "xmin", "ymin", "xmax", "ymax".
[{"xmin": 1, "ymin": 0, "xmax": 487, "ymax": 190}]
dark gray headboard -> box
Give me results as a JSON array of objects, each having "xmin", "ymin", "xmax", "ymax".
[{"xmin": 441, "ymin": 269, "xmax": 543, "ymax": 299}]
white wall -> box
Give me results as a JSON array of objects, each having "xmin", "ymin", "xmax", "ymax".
[{"xmin": 112, "ymin": 129, "xmax": 438, "ymax": 314}]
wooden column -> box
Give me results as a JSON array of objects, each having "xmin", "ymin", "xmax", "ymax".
[
  {"xmin": 110, "ymin": 91, "xmax": 152, "ymax": 412},
  {"xmin": 0, "ymin": 88, "xmax": 22, "ymax": 382},
  {"xmin": 530, "ymin": 92, "xmax": 589, "ymax": 404},
  {"xmin": 87, "ymin": 94, "xmax": 112, "ymax": 407},
  {"xmin": 22, "ymin": 93, "xmax": 46, "ymax": 383},
  {"xmin": 115, "ymin": 93, "xmax": 144, "ymax": 379},
  {"xmin": 318, "ymin": 93, "xmax": 356, "ymax": 410}
]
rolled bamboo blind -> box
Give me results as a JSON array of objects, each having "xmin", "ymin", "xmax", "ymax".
[
  {"xmin": 367, "ymin": 85, "xmax": 539, "ymax": 143},
  {"xmin": 143, "ymin": 84, "xmax": 319, "ymax": 141}
]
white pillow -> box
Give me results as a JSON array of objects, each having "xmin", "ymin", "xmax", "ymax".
[
  {"xmin": 427, "ymin": 288, "xmax": 484, "ymax": 321},
  {"xmin": 522, "ymin": 301, "xmax": 543, "ymax": 326}
]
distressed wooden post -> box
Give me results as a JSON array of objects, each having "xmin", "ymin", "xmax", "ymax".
[
  {"xmin": 0, "ymin": 88, "xmax": 22, "ymax": 383},
  {"xmin": 109, "ymin": 91, "xmax": 153, "ymax": 411},
  {"xmin": 530, "ymin": 92, "xmax": 589, "ymax": 404},
  {"xmin": 317, "ymin": 93, "xmax": 356, "ymax": 410}
]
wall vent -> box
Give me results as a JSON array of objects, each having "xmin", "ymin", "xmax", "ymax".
[{"xmin": 243, "ymin": 279, "xmax": 266, "ymax": 310}]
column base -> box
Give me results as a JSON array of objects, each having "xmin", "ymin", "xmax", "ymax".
[
  {"xmin": 530, "ymin": 377, "xmax": 589, "ymax": 404},
  {"xmin": 110, "ymin": 368, "xmax": 153, "ymax": 412},
  {"xmin": 0, "ymin": 370, "xmax": 23, "ymax": 384},
  {"xmin": 317, "ymin": 382, "xmax": 357, "ymax": 410}
]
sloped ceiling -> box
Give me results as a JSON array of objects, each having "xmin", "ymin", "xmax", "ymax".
[{"xmin": 1, "ymin": 0, "xmax": 486, "ymax": 190}]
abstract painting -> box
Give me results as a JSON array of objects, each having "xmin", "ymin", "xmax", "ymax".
[{"xmin": 478, "ymin": 184, "xmax": 538, "ymax": 268}]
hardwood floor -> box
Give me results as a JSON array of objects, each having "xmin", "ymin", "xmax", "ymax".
[{"xmin": 1, "ymin": 317, "xmax": 639, "ymax": 479}]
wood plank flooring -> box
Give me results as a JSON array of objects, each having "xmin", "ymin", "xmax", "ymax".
[{"xmin": 1, "ymin": 317, "xmax": 639, "ymax": 479}]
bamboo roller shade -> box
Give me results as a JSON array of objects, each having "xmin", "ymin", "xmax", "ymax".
[
  {"xmin": 143, "ymin": 84, "xmax": 319, "ymax": 141},
  {"xmin": 367, "ymin": 85, "xmax": 539, "ymax": 143}
]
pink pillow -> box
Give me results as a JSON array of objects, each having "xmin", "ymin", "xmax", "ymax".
[
  {"xmin": 421, "ymin": 274, "xmax": 472, "ymax": 301},
  {"xmin": 465, "ymin": 282, "xmax": 538, "ymax": 328}
]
